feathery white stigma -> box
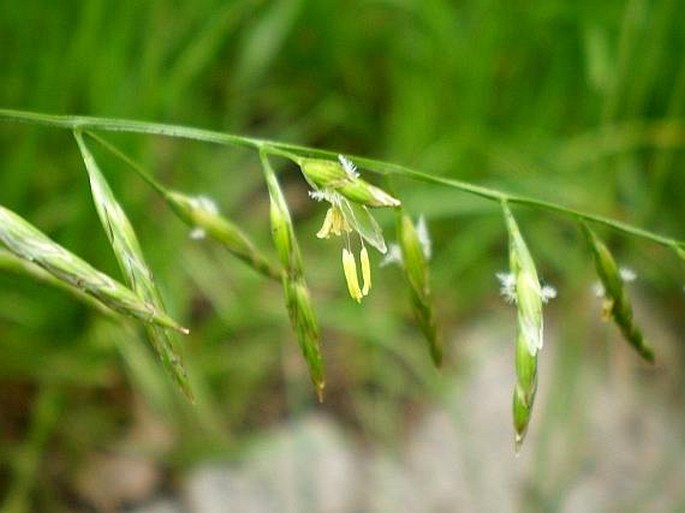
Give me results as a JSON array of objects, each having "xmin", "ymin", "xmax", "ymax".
[
  {"xmin": 337, "ymin": 154, "xmax": 359, "ymax": 179},
  {"xmin": 497, "ymin": 272, "xmax": 517, "ymax": 303}
]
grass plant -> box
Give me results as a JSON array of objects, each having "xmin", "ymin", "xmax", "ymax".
[{"xmin": 1, "ymin": 1, "xmax": 683, "ymax": 510}]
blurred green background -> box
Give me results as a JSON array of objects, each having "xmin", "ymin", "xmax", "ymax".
[{"xmin": 1, "ymin": 0, "xmax": 684, "ymax": 511}]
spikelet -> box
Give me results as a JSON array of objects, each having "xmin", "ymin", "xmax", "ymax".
[
  {"xmin": 512, "ymin": 330, "xmax": 538, "ymax": 451},
  {"xmin": 397, "ymin": 214, "xmax": 441, "ymax": 366},
  {"xmin": 284, "ymin": 278, "xmax": 324, "ymax": 398},
  {"xmin": 162, "ymin": 190, "xmax": 282, "ymax": 281},
  {"xmin": 581, "ymin": 223, "xmax": 654, "ymax": 363},
  {"xmin": 298, "ymin": 156, "xmax": 400, "ymax": 208},
  {"xmin": 260, "ymin": 152, "xmax": 325, "ymax": 400},
  {"xmin": 74, "ymin": 131, "xmax": 193, "ymax": 400},
  {"xmin": 0, "ymin": 205, "xmax": 184, "ymax": 332},
  {"xmin": 502, "ymin": 203, "xmax": 545, "ymax": 451},
  {"xmin": 0, "ymin": 248, "xmax": 114, "ymax": 316}
]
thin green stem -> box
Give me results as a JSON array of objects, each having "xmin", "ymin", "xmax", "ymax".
[
  {"xmin": 1, "ymin": 108, "xmax": 682, "ymax": 250},
  {"xmin": 84, "ymin": 131, "xmax": 166, "ymax": 195},
  {"xmin": 0, "ymin": 108, "xmax": 266, "ymax": 150}
]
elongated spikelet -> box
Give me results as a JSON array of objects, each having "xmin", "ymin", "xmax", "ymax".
[
  {"xmin": 261, "ymin": 152, "xmax": 325, "ymax": 400},
  {"xmin": 75, "ymin": 131, "xmax": 193, "ymax": 400},
  {"xmin": 512, "ymin": 331, "xmax": 537, "ymax": 450},
  {"xmin": 502, "ymin": 203, "xmax": 544, "ymax": 451},
  {"xmin": 163, "ymin": 190, "xmax": 282, "ymax": 281},
  {"xmin": 398, "ymin": 214, "xmax": 441, "ymax": 366},
  {"xmin": 0, "ymin": 205, "xmax": 184, "ymax": 332},
  {"xmin": 503, "ymin": 206, "xmax": 544, "ymax": 357},
  {"xmin": 581, "ymin": 223, "xmax": 654, "ymax": 363},
  {"xmin": 0, "ymin": 248, "xmax": 114, "ymax": 316},
  {"xmin": 284, "ymin": 278, "xmax": 324, "ymax": 398}
]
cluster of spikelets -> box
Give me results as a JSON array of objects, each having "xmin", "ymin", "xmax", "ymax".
[{"xmin": 0, "ymin": 131, "xmax": 669, "ymax": 449}]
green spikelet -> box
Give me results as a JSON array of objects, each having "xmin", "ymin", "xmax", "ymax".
[
  {"xmin": 84, "ymin": 131, "xmax": 280, "ymax": 282},
  {"xmin": 74, "ymin": 131, "xmax": 193, "ymax": 401},
  {"xmin": 581, "ymin": 223, "xmax": 654, "ymax": 363},
  {"xmin": 502, "ymin": 203, "xmax": 545, "ymax": 451},
  {"xmin": 397, "ymin": 214, "xmax": 441, "ymax": 367},
  {"xmin": 261, "ymin": 152, "xmax": 325, "ymax": 400},
  {"xmin": 163, "ymin": 190, "xmax": 282, "ymax": 280},
  {"xmin": 0, "ymin": 205, "xmax": 184, "ymax": 332}
]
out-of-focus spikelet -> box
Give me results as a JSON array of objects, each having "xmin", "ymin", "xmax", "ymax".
[
  {"xmin": 581, "ymin": 223, "xmax": 654, "ymax": 363},
  {"xmin": 675, "ymin": 245, "xmax": 685, "ymax": 262},
  {"xmin": 397, "ymin": 214, "xmax": 441, "ymax": 366}
]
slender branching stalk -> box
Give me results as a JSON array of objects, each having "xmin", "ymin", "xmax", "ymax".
[
  {"xmin": 83, "ymin": 132, "xmax": 282, "ymax": 281},
  {"xmin": 0, "ymin": 108, "xmax": 681, "ymax": 250},
  {"xmin": 0, "ymin": 108, "xmax": 682, "ymax": 449}
]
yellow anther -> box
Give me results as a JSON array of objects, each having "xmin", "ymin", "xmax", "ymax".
[
  {"xmin": 316, "ymin": 207, "xmax": 351, "ymax": 239},
  {"xmin": 342, "ymin": 248, "xmax": 363, "ymax": 303},
  {"xmin": 360, "ymin": 246, "xmax": 371, "ymax": 296},
  {"xmin": 316, "ymin": 208, "xmax": 335, "ymax": 239}
]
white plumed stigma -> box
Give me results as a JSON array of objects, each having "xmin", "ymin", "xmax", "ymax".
[{"xmin": 337, "ymin": 154, "xmax": 359, "ymax": 179}]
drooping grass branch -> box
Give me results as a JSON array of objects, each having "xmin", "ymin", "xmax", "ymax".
[
  {"xmin": 1, "ymin": 108, "xmax": 682, "ymax": 251},
  {"xmin": 0, "ymin": 108, "xmax": 682, "ymax": 450}
]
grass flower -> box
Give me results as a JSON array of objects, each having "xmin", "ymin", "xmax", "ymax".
[
  {"xmin": 298, "ymin": 155, "xmax": 400, "ymax": 208},
  {"xmin": 498, "ymin": 272, "xmax": 557, "ymax": 306},
  {"xmin": 307, "ymin": 157, "xmax": 398, "ymax": 302},
  {"xmin": 311, "ymin": 194, "xmax": 377, "ymax": 302}
]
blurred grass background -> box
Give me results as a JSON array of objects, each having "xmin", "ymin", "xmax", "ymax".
[{"xmin": 0, "ymin": 0, "xmax": 684, "ymax": 511}]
